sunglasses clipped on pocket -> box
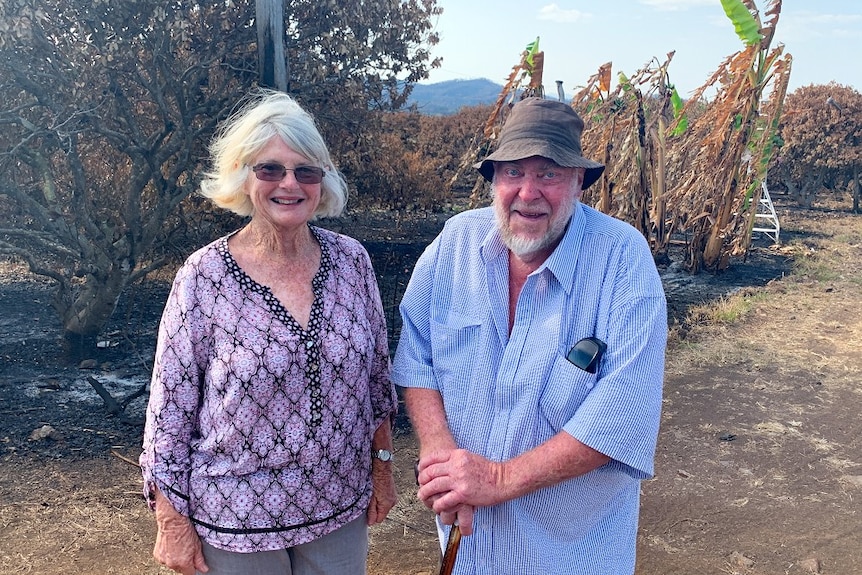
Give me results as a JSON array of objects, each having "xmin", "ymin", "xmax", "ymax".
[{"xmin": 566, "ymin": 337, "xmax": 607, "ymax": 374}]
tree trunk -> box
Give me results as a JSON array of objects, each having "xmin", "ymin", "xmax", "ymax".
[
  {"xmin": 649, "ymin": 78, "xmax": 675, "ymax": 264},
  {"xmin": 54, "ymin": 262, "xmax": 130, "ymax": 359},
  {"xmin": 790, "ymin": 171, "xmax": 822, "ymax": 209},
  {"xmin": 703, "ymin": 176, "xmax": 738, "ymax": 271}
]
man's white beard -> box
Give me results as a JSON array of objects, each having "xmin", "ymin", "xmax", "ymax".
[{"xmin": 494, "ymin": 194, "xmax": 577, "ymax": 259}]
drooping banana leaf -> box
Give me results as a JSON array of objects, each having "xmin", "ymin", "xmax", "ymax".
[{"xmin": 721, "ymin": 0, "xmax": 763, "ymax": 45}]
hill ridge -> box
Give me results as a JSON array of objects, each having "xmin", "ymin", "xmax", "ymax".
[{"xmin": 405, "ymin": 78, "xmax": 502, "ymax": 115}]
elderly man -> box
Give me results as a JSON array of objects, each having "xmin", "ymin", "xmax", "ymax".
[{"xmin": 391, "ymin": 97, "xmax": 666, "ymax": 574}]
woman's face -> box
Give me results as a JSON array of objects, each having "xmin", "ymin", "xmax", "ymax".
[{"xmin": 245, "ymin": 136, "xmax": 322, "ymax": 231}]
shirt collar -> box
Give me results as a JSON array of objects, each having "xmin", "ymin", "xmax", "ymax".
[
  {"xmin": 480, "ymin": 215, "xmax": 507, "ymax": 264},
  {"xmin": 543, "ymin": 203, "xmax": 586, "ymax": 294}
]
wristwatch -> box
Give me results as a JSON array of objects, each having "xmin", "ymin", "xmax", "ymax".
[{"xmin": 372, "ymin": 449, "xmax": 393, "ymax": 462}]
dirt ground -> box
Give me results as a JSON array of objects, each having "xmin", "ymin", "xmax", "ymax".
[{"xmin": 1, "ymin": 196, "xmax": 860, "ymax": 575}]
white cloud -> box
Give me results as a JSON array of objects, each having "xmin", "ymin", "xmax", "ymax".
[
  {"xmin": 537, "ymin": 4, "xmax": 590, "ymax": 23},
  {"xmin": 777, "ymin": 11, "xmax": 862, "ymax": 42},
  {"xmin": 638, "ymin": 0, "xmax": 715, "ymax": 11}
]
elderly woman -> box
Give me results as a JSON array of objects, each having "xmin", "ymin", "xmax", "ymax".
[{"xmin": 140, "ymin": 90, "xmax": 397, "ymax": 575}]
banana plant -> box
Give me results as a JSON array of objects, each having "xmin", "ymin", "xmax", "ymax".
[
  {"xmin": 665, "ymin": 0, "xmax": 791, "ymax": 271},
  {"xmin": 571, "ymin": 53, "xmax": 681, "ymax": 258}
]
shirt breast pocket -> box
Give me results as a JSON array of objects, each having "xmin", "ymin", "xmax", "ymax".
[
  {"xmin": 538, "ymin": 353, "xmax": 598, "ymax": 432},
  {"xmin": 429, "ymin": 315, "xmax": 481, "ymax": 393}
]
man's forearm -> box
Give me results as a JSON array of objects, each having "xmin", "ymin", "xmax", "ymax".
[
  {"xmin": 499, "ymin": 432, "xmax": 610, "ymax": 502},
  {"xmin": 402, "ymin": 387, "xmax": 457, "ymax": 455},
  {"xmin": 415, "ymin": 427, "xmax": 610, "ymax": 516}
]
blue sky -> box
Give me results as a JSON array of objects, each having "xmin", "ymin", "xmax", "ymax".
[{"xmin": 421, "ymin": 0, "xmax": 862, "ymax": 96}]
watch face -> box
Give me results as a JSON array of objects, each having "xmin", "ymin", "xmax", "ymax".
[{"xmin": 375, "ymin": 449, "xmax": 392, "ymax": 462}]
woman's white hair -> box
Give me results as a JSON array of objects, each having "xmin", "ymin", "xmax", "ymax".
[{"xmin": 199, "ymin": 89, "xmax": 348, "ymax": 218}]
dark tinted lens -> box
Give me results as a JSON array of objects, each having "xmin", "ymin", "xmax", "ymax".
[
  {"xmin": 294, "ymin": 166, "xmax": 325, "ymax": 184},
  {"xmin": 253, "ymin": 163, "xmax": 286, "ymax": 181},
  {"xmin": 567, "ymin": 342, "xmax": 599, "ymax": 370},
  {"xmin": 566, "ymin": 337, "xmax": 607, "ymax": 374}
]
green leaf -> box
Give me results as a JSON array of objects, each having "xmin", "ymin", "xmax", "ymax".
[
  {"xmin": 618, "ymin": 71, "xmax": 632, "ymax": 92},
  {"xmin": 671, "ymin": 86, "xmax": 684, "ymax": 116},
  {"xmin": 524, "ymin": 36, "xmax": 539, "ymax": 69},
  {"xmin": 671, "ymin": 116, "xmax": 688, "ymax": 137},
  {"xmin": 720, "ymin": 0, "xmax": 762, "ymax": 46},
  {"xmin": 670, "ymin": 86, "xmax": 688, "ymax": 136},
  {"xmin": 741, "ymin": 181, "xmax": 759, "ymax": 212}
]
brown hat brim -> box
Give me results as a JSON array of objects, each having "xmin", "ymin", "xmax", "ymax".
[{"xmin": 474, "ymin": 153, "xmax": 605, "ymax": 189}]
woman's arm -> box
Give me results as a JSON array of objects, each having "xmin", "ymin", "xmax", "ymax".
[
  {"xmin": 152, "ymin": 488, "xmax": 209, "ymax": 575},
  {"xmin": 366, "ymin": 415, "xmax": 397, "ymax": 525}
]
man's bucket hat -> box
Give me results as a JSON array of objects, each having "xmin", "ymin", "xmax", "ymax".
[{"xmin": 475, "ymin": 97, "xmax": 605, "ymax": 189}]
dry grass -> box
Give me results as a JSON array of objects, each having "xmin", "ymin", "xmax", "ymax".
[
  {"xmin": 0, "ymin": 454, "xmax": 171, "ymax": 575},
  {"xmin": 685, "ymin": 290, "xmax": 768, "ymax": 326},
  {"xmin": 640, "ymin": 202, "xmax": 862, "ymax": 575},
  {"xmin": 667, "ymin": 202, "xmax": 862, "ymax": 383}
]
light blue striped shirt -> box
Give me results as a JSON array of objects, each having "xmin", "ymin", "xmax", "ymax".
[{"xmin": 392, "ymin": 204, "xmax": 666, "ymax": 575}]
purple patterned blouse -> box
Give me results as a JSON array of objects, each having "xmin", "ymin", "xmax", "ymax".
[{"xmin": 140, "ymin": 226, "xmax": 396, "ymax": 553}]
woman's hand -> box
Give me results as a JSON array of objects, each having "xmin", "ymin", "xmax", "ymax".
[
  {"xmin": 367, "ymin": 459, "xmax": 397, "ymax": 525},
  {"xmin": 153, "ymin": 489, "xmax": 209, "ymax": 575}
]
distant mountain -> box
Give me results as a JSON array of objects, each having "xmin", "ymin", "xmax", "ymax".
[{"xmin": 405, "ymin": 79, "xmax": 503, "ymax": 115}]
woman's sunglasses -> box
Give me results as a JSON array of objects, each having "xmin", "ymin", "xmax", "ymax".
[{"xmin": 251, "ymin": 163, "xmax": 325, "ymax": 184}]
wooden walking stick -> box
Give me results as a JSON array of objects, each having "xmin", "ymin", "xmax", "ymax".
[{"xmin": 438, "ymin": 524, "xmax": 462, "ymax": 575}]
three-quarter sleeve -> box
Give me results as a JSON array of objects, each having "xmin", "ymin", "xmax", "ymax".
[
  {"xmin": 357, "ymin": 245, "xmax": 397, "ymax": 427},
  {"xmin": 140, "ymin": 263, "xmax": 207, "ymax": 515}
]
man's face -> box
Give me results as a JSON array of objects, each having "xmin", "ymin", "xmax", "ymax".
[{"xmin": 492, "ymin": 156, "xmax": 584, "ymax": 262}]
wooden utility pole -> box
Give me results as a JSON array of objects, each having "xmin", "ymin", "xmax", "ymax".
[{"xmin": 256, "ymin": 0, "xmax": 287, "ymax": 91}]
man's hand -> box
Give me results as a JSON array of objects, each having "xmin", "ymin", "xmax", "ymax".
[
  {"xmin": 438, "ymin": 504, "xmax": 476, "ymax": 535},
  {"xmin": 419, "ymin": 432, "xmax": 611, "ymax": 525},
  {"xmin": 153, "ymin": 490, "xmax": 209, "ymax": 575},
  {"xmin": 403, "ymin": 388, "xmax": 480, "ymax": 534},
  {"xmin": 416, "ymin": 449, "xmax": 508, "ymax": 535}
]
